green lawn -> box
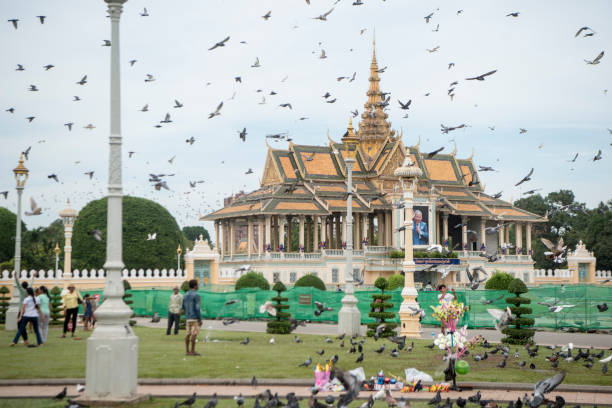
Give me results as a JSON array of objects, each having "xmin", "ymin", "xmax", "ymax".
[{"xmin": 0, "ymin": 326, "xmax": 608, "ymax": 385}]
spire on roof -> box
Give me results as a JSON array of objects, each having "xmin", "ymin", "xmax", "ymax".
[{"xmin": 357, "ymin": 37, "xmax": 392, "ymax": 156}]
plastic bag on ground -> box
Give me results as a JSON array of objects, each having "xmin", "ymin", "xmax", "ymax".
[
  {"xmin": 348, "ymin": 367, "xmax": 365, "ymax": 382},
  {"xmin": 404, "ymin": 368, "xmax": 433, "ymax": 382}
]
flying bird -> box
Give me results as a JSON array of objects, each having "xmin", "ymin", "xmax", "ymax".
[
  {"xmin": 8, "ymin": 19, "xmax": 19, "ymax": 29},
  {"xmin": 593, "ymin": 150, "xmax": 602, "ymax": 161},
  {"xmin": 209, "ymin": 36, "xmax": 230, "ymax": 50},
  {"xmin": 262, "ymin": 11, "xmax": 272, "ymax": 20},
  {"xmin": 145, "ymin": 74, "xmax": 155, "ymax": 82},
  {"xmin": 584, "ymin": 51, "xmax": 604, "ymax": 65},
  {"xmin": 102, "ymin": 40, "xmax": 111, "ymax": 46},
  {"xmin": 313, "ymin": 8, "xmax": 334, "ymax": 21},
  {"xmin": 424, "ymin": 13, "xmax": 434, "ymax": 23},
  {"xmin": 575, "ymin": 26, "xmax": 594, "ymax": 37},
  {"xmin": 173, "ymin": 99, "xmax": 183, "ymax": 108},
  {"xmin": 466, "ymin": 70, "xmax": 497, "ymax": 81},
  {"xmin": 239, "ymin": 128, "xmax": 247, "ymax": 142},
  {"xmin": 398, "ymin": 100, "xmax": 412, "ymax": 110},
  {"xmin": 88, "ymin": 229, "xmax": 102, "ymax": 241},
  {"xmin": 76, "ymin": 75, "xmax": 87, "ymax": 85},
  {"xmin": 251, "ymin": 57, "xmax": 261, "ymax": 68},
  {"xmin": 515, "ymin": 168, "xmax": 533, "ymax": 186},
  {"xmin": 25, "ymin": 197, "xmax": 42, "ymax": 216},
  {"xmin": 140, "ymin": 7, "xmax": 149, "ymax": 16},
  {"xmin": 208, "ymin": 102, "xmax": 223, "ymax": 119},
  {"xmin": 427, "ymin": 147, "xmax": 444, "ymax": 158},
  {"xmin": 506, "ymin": 12, "xmax": 520, "ymax": 17}
]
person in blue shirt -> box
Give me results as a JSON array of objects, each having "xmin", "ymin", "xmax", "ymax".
[
  {"xmin": 182, "ymin": 279, "xmax": 202, "ymax": 356},
  {"xmin": 413, "ymin": 209, "xmax": 428, "ymax": 245}
]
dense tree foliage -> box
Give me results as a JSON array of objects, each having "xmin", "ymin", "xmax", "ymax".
[
  {"xmin": 485, "ymin": 271, "xmax": 514, "ymax": 290},
  {"xmin": 0, "ymin": 208, "xmax": 26, "ymax": 264},
  {"xmin": 182, "ymin": 226, "xmax": 211, "ymax": 248},
  {"xmin": 72, "ymin": 196, "xmax": 189, "ymax": 270},
  {"xmin": 294, "ymin": 274, "xmax": 326, "ymax": 291},
  {"xmin": 235, "ymin": 272, "xmax": 270, "ymax": 290},
  {"xmin": 514, "ymin": 190, "xmax": 612, "ymax": 270}
]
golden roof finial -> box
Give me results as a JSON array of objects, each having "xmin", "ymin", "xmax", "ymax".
[
  {"xmin": 468, "ymin": 147, "xmax": 475, "ymax": 160},
  {"xmin": 451, "ymin": 141, "xmax": 457, "ymax": 156},
  {"xmin": 347, "ymin": 117, "xmax": 354, "ymax": 135}
]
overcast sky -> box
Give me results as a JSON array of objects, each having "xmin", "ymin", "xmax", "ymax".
[{"xmin": 1, "ymin": 0, "xmax": 610, "ymax": 236}]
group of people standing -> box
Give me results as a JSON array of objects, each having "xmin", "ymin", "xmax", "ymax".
[
  {"xmin": 9, "ymin": 280, "xmax": 97, "ymax": 347},
  {"xmin": 166, "ymin": 280, "xmax": 203, "ymax": 356}
]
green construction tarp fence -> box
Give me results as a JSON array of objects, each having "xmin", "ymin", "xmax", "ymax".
[{"xmin": 82, "ymin": 285, "xmax": 612, "ymax": 330}]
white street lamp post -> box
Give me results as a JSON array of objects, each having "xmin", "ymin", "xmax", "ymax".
[
  {"xmin": 5, "ymin": 154, "xmax": 29, "ymax": 331},
  {"xmin": 84, "ymin": 0, "xmax": 140, "ymax": 402},
  {"xmin": 395, "ymin": 157, "xmax": 423, "ymax": 338},
  {"xmin": 54, "ymin": 243, "xmax": 61, "ymax": 287},
  {"xmin": 338, "ymin": 119, "xmax": 361, "ymax": 335},
  {"xmin": 177, "ymin": 244, "xmax": 182, "ymax": 274},
  {"xmin": 59, "ymin": 200, "xmax": 77, "ymax": 285}
]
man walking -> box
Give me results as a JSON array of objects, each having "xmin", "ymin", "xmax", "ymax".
[
  {"xmin": 182, "ymin": 279, "xmax": 202, "ymax": 356},
  {"xmin": 167, "ymin": 286, "xmax": 183, "ymax": 335}
]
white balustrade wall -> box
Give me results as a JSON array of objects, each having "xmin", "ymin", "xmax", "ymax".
[{"xmin": 0, "ymin": 268, "xmax": 186, "ymax": 282}]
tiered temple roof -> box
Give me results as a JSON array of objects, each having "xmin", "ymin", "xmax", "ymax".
[{"xmin": 202, "ymin": 43, "xmax": 545, "ymax": 225}]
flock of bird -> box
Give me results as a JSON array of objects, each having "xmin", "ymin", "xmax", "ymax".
[{"xmin": 2, "ymin": 2, "xmax": 610, "ymax": 235}]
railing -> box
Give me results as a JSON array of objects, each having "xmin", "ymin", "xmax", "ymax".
[
  {"xmin": 284, "ymin": 253, "xmax": 301, "ymax": 259},
  {"xmin": 365, "ymin": 246, "xmax": 392, "ymax": 253},
  {"xmin": 326, "ymin": 249, "xmax": 344, "ymax": 256},
  {"xmin": 1, "ymin": 268, "xmax": 187, "ymax": 280},
  {"xmin": 232, "ymin": 254, "xmax": 249, "ymax": 261},
  {"xmin": 463, "ymin": 251, "xmax": 484, "ymax": 257},
  {"xmin": 534, "ymin": 269, "xmax": 573, "ymax": 278},
  {"xmin": 595, "ymin": 270, "xmax": 612, "ymax": 279},
  {"xmin": 353, "ymin": 250, "xmax": 364, "ymax": 257},
  {"xmin": 269, "ymin": 252, "xmax": 281, "ymax": 259},
  {"xmin": 304, "ymin": 253, "xmax": 322, "ymax": 259}
]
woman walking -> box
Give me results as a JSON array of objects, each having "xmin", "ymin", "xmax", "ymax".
[
  {"xmin": 37, "ymin": 286, "xmax": 51, "ymax": 344},
  {"xmin": 10, "ymin": 287, "xmax": 43, "ymax": 347},
  {"xmin": 62, "ymin": 284, "xmax": 82, "ymax": 338}
]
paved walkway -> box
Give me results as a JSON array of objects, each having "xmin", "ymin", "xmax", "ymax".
[
  {"xmin": 1, "ymin": 384, "xmax": 611, "ymax": 405},
  {"xmin": 137, "ymin": 318, "xmax": 612, "ymax": 349}
]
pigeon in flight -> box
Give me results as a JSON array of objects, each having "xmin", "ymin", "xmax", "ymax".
[
  {"xmin": 515, "ymin": 168, "xmax": 533, "ymax": 186},
  {"xmin": 239, "ymin": 128, "xmax": 247, "ymax": 142},
  {"xmin": 25, "ymin": 198, "xmax": 42, "ymax": 216},
  {"xmin": 140, "ymin": 104, "xmax": 149, "ymax": 112},
  {"xmin": 466, "ymin": 70, "xmax": 497, "ymax": 81},
  {"xmin": 145, "ymin": 74, "xmax": 155, "ymax": 82},
  {"xmin": 88, "ymin": 229, "xmax": 103, "ymax": 241},
  {"xmin": 76, "ymin": 75, "xmax": 87, "ymax": 85},
  {"xmin": 209, "ymin": 36, "xmax": 230, "ymax": 50},
  {"xmin": 84, "ymin": 124, "xmax": 95, "ymax": 130},
  {"xmin": 506, "ymin": 12, "xmax": 520, "ymax": 17},
  {"xmin": 427, "ymin": 147, "xmax": 444, "ymax": 158},
  {"xmin": 313, "ymin": 8, "xmax": 334, "ymax": 21},
  {"xmin": 140, "ymin": 7, "xmax": 149, "ymax": 17},
  {"xmin": 584, "ymin": 51, "xmax": 604, "ymax": 65},
  {"xmin": 185, "ymin": 136, "xmax": 195, "ymax": 145},
  {"xmin": 8, "ymin": 19, "xmax": 19, "ymax": 29},
  {"xmin": 48, "ymin": 174, "xmax": 59, "ymax": 183},
  {"xmin": 262, "ymin": 11, "xmax": 271, "ymax": 20},
  {"xmin": 575, "ymin": 26, "xmax": 594, "ymax": 37},
  {"xmin": 147, "ymin": 233, "xmax": 157, "ymax": 240},
  {"xmin": 160, "ymin": 113, "xmax": 172, "ymax": 123},
  {"xmin": 173, "ymin": 99, "xmax": 183, "ymax": 108},
  {"xmin": 251, "ymin": 57, "xmax": 261, "ymax": 68},
  {"xmin": 424, "ymin": 13, "xmax": 434, "ymax": 23},
  {"xmin": 208, "ymin": 102, "xmax": 223, "ymax": 119},
  {"xmin": 84, "ymin": 171, "xmax": 94, "ymax": 179},
  {"xmin": 593, "ymin": 150, "xmax": 602, "ymax": 161},
  {"xmin": 398, "ymin": 100, "xmax": 412, "ymax": 110},
  {"xmin": 29, "ymin": 85, "xmax": 39, "ymax": 91},
  {"xmin": 129, "ymin": 59, "xmax": 137, "ymax": 66}
]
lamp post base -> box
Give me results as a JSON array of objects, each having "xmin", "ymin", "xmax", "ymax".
[
  {"xmin": 399, "ymin": 286, "xmax": 422, "ymax": 338},
  {"xmin": 5, "ymin": 308, "xmax": 19, "ymax": 331},
  {"xmin": 338, "ymin": 294, "xmax": 361, "ymax": 336},
  {"xmin": 85, "ymin": 323, "xmax": 139, "ymax": 400}
]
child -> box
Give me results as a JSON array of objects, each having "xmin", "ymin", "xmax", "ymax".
[
  {"xmin": 83, "ymin": 294, "xmax": 95, "ymax": 331},
  {"xmin": 437, "ymin": 284, "xmax": 457, "ymax": 334}
]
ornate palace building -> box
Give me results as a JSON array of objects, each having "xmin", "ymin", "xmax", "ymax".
[{"xmin": 201, "ymin": 44, "xmax": 546, "ymax": 288}]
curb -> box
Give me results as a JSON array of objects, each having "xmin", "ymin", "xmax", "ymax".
[{"xmin": 1, "ymin": 379, "xmax": 612, "ymax": 394}]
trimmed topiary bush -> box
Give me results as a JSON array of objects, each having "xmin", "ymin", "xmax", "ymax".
[
  {"xmin": 0, "ymin": 286, "xmax": 10, "ymax": 324},
  {"xmin": 49, "ymin": 286, "xmax": 64, "ymax": 325},
  {"xmin": 502, "ymin": 279, "xmax": 535, "ymax": 345},
  {"xmin": 123, "ymin": 279, "xmax": 137, "ymax": 326},
  {"xmin": 235, "ymin": 272, "xmax": 270, "ymax": 291},
  {"xmin": 485, "ymin": 271, "xmax": 514, "ymax": 290},
  {"xmin": 294, "ymin": 274, "xmax": 326, "ymax": 291},
  {"xmin": 266, "ymin": 281, "xmax": 292, "ymax": 334},
  {"xmin": 367, "ymin": 277, "xmax": 397, "ymax": 338},
  {"xmin": 387, "ymin": 274, "xmax": 404, "ymax": 290}
]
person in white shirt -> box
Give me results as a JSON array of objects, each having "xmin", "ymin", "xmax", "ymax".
[
  {"xmin": 437, "ymin": 284, "xmax": 457, "ymax": 335},
  {"xmin": 10, "ymin": 287, "xmax": 43, "ymax": 346}
]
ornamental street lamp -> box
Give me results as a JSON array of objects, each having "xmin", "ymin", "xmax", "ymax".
[
  {"xmin": 5, "ymin": 154, "xmax": 29, "ymax": 331},
  {"xmin": 84, "ymin": 0, "xmax": 140, "ymax": 403},
  {"xmin": 54, "ymin": 243, "xmax": 61, "ymax": 287},
  {"xmin": 394, "ymin": 156, "xmax": 423, "ymax": 338},
  {"xmin": 338, "ymin": 118, "xmax": 361, "ymax": 335},
  {"xmin": 59, "ymin": 200, "xmax": 77, "ymax": 285},
  {"xmin": 177, "ymin": 244, "xmax": 182, "ymax": 273}
]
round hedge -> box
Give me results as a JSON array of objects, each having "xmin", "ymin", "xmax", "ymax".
[
  {"xmin": 485, "ymin": 271, "xmax": 514, "ymax": 290},
  {"xmin": 387, "ymin": 274, "xmax": 404, "ymax": 290},
  {"xmin": 374, "ymin": 277, "xmax": 388, "ymax": 291},
  {"xmin": 294, "ymin": 274, "xmax": 326, "ymax": 291},
  {"xmin": 508, "ymin": 278, "xmax": 528, "ymax": 295},
  {"xmin": 235, "ymin": 272, "xmax": 270, "ymax": 291},
  {"xmin": 72, "ymin": 196, "xmax": 189, "ymax": 270}
]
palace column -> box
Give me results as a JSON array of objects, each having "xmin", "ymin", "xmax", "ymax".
[
  {"xmin": 229, "ymin": 219, "xmax": 235, "ymax": 259},
  {"xmin": 221, "ymin": 221, "xmax": 228, "ymax": 258},
  {"xmin": 362, "ymin": 214, "xmax": 368, "ymax": 247},
  {"xmin": 305, "ymin": 217, "xmax": 312, "ymax": 252},
  {"xmin": 385, "ymin": 210, "xmax": 392, "ymax": 247},
  {"xmin": 264, "ymin": 215, "xmax": 271, "ymax": 252},
  {"xmin": 335, "ymin": 214, "xmax": 341, "ymax": 248},
  {"xmin": 247, "ymin": 217, "xmax": 254, "ymax": 258},
  {"xmin": 328, "ymin": 215, "xmax": 334, "ymax": 248},
  {"xmin": 342, "ymin": 214, "xmax": 347, "ymax": 247},
  {"xmin": 526, "ymin": 223, "xmax": 532, "ymax": 254},
  {"xmin": 391, "ymin": 204, "xmax": 398, "ymax": 248},
  {"xmin": 480, "ymin": 217, "xmax": 487, "ymax": 252},
  {"xmin": 354, "ymin": 213, "xmax": 360, "ymax": 249},
  {"xmin": 214, "ymin": 221, "xmax": 220, "ymax": 255},
  {"xmin": 515, "ymin": 223, "xmax": 523, "ymax": 254},
  {"xmin": 505, "ymin": 225, "xmax": 510, "ymax": 249},
  {"xmin": 436, "ymin": 213, "xmax": 441, "ymax": 245},
  {"xmin": 286, "ymin": 216, "xmax": 293, "ymax": 252},
  {"xmin": 368, "ymin": 214, "xmax": 374, "ymax": 245},
  {"xmin": 299, "ymin": 215, "xmax": 305, "ymax": 251},
  {"xmin": 320, "ymin": 216, "xmax": 326, "ymax": 250},
  {"xmin": 442, "ymin": 213, "xmax": 449, "ymax": 246},
  {"xmin": 257, "ymin": 218, "xmax": 264, "ymax": 257},
  {"xmin": 498, "ymin": 223, "xmax": 504, "ymax": 251},
  {"xmin": 313, "ymin": 216, "xmax": 319, "ymax": 252},
  {"xmin": 461, "ymin": 216, "xmax": 468, "ymax": 252},
  {"xmin": 279, "ymin": 216, "xmax": 286, "ymax": 251}
]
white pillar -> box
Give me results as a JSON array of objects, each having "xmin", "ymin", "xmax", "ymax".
[
  {"xmin": 230, "ymin": 220, "xmax": 235, "ymax": 258},
  {"xmin": 461, "ymin": 216, "xmax": 468, "ymax": 252},
  {"xmin": 247, "ymin": 217, "xmax": 253, "ymax": 258},
  {"xmin": 62, "ymin": 218, "xmax": 75, "ymax": 283},
  {"xmin": 516, "ymin": 223, "xmax": 522, "ymax": 254},
  {"xmin": 526, "ymin": 223, "xmax": 532, "ymax": 254},
  {"xmin": 362, "ymin": 214, "xmax": 368, "ymax": 247},
  {"xmin": 385, "ymin": 211, "xmax": 392, "ymax": 248},
  {"xmin": 480, "ymin": 217, "xmax": 487, "ymax": 252},
  {"xmin": 320, "ymin": 216, "xmax": 327, "ymax": 249},
  {"xmin": 265, "ymin": 215, "xmax": 271, "ymax": 251},
  {"xmin": 86, "ymin": 0, "xmax": 139, "ymax": 401},
  {"xmin": 299, "ymin": 215, "xmax": 305, "ymax": 251},
  {"xmin": 313, "ymin": 216, "xmax": 319, "ymax": 252},
  {"xmin": 214, "ymin": 221, "xmax": 220, "ymax": 255},
  {"xmin": 342, "ymin": 214, "xmax": 347, "ymax": 247},
  {"xmin": 5, "ymin": 185, "xmax": 24, "ymax": 331},
  {"xmin": 338, "ymin": 156, "xmax": 360, "ymax": 335},
  {"xmin": 257, "ymin": 218, "xmax": 264, "ymax": 256},
  {"xmin": 442, "ymin": 213, "xmax": 449, "ymax": 246},
  {"xmin": 279, "ymin": 216, "xmax": 285, "ymax": 250},
  {"xmin": 499, "ymin": 224, "xmax": 505, "ymax": 252}
]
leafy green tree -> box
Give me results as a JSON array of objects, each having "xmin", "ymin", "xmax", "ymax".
[
  {"xmin": 502, "ymin": 279, "xmax": 535, "ymax": 345},
  {"xmin": 485, "ymin": 271, "xmax": 514, "ymax": 290},
  {"xmin": 294, "ymin": 274, "xmax": 326, "ymax": 291},
  {"xmin": 71, "ymin": 196, "xmax": 189, "ymax": 270},
  {"xmin": 0, "ymin": 207, "xmax": 26, "ymax": 263},
  {"xmin": 235, "ymin": 272, "xmax": 270, "ymax": 290},
  {"xmin": 387, "ymin": 274, "xmax": 404, "ymax": 290},
  {"xmin": 266, "ymin": 281, "xmax": 292, "ymax": 334},
  {"xmin": 182, "ymin": 226, "xmax": 211, "ymax": 248},
  {"xmin": 21, "ymin": 219, "xmax": 64, "ymax": 270},
  {"xmin": 367, "ymin": 277, "xmax": 397, "ymax": 338}
]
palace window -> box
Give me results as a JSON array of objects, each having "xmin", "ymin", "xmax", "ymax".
[
  {"xmin": 290, "ymin": 272, "xmax": 297, "ymax": 283},
  {"xmin": 331, "ymin": 268, "xmax": 339, "ymax": 283},
  {"xmin": 273, "ymin": 272, "xmax": 280, "ymax": 283}
]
